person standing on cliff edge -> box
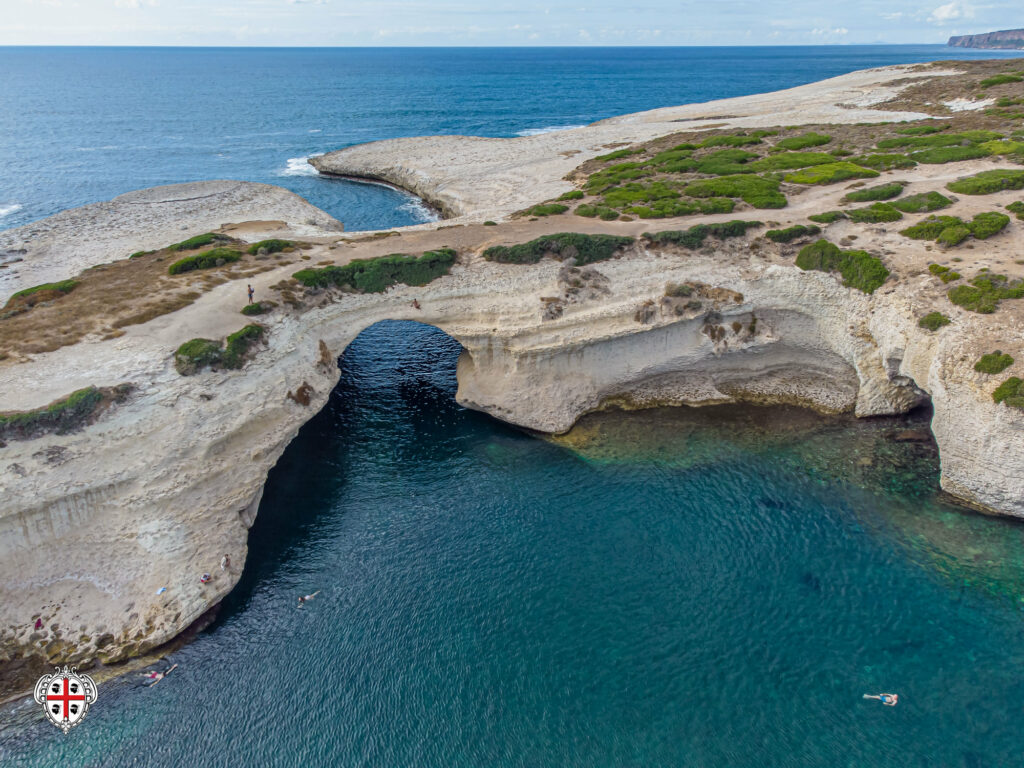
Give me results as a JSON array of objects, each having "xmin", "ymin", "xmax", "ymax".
[{"xmin": 247, "ymin": 284, "xmax": 255, "ymax": 304}]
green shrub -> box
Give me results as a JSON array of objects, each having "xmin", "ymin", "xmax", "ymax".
[
  {"xmin": 852, "ymin": 154, "xmax": 917, "ymax": 171},
  {"xmin": 746, "ymin": 152, "xmax": 835, "ymax": 172},
  {"xmin": 594, "ymin": 148, "xmax": 642, "ymax": 162},
  {"xmin": 993, "ymin": 377, "xmax": 1024, "ymax": 408},
  {"xmin": 981, "ymin": 73, "xmax": 1023, "ymax": 88},
  {"xmin": 246, "ymin": 239, "xmax": 293, "ymax": 255},
  {"xmin": 643, "ymin": 220, "xmax": 762, "ymax": 249},
  {"xmin": 585, "ymin": 162, "xmax": 651, "ymax": 191},
  {"xmin": 174, "ymin": 338, "xmax": 223, "ymax": 375},
  {"xmin": 575, "ymin": 203, "xmax": 618, "ymax": 219},
  {"xmin": 1006, "ymin": 201, "xmax": 1024, "ymax": 220},
  {"xmin": 890, "ymin": 192, "xmax": 952, "ymax": 213},
  {"xmin": 937, "ymin": 224, "xmax": 971, "ymax": 247},
  {"xmin": 928, "ymin": 264, "xmax": 961, "ymax": 283},
  {"xmin": 129, "ymin": 250, "xmax": 154, "ymax": 259},
  {"xmin": 695, "ymin": 148, "xmax": 759, "ymax": 175},
  {"xmin": 221, "ymin": 324, "xmax": 264, "ymax": 369},
  {"xmin": 785, "ymin": 162, "xmax": 879, "ymax": 185},
  {"xmin": 526, "ymin": 203, "xmax": 569, "ymax": 217},
  {"xmin": 557, "ymin": 190, "xmax": 585, "ymax": 201},
  {"xmin": 948, "ymin": 274, "xmax": 1024, "ymax": 313},
  {"xmin": 846, "ymin": 202, "xmax": 903, "ymax": 224},
  {"xmin": 975, "ymin": 351, "xmax": 1014, "ymax": 374},
  {"xmin": 808, "ymin": 211, "xmax": 846, "ymax": 224},
  {"xmin": 482, "ymin": 234, "xmax": 633, "ymax": 265},
  {"xmin": 843, "ymin": 182, "xmax": 905, "ymax": 203},
  {"xmin": 483, "ymin": 220, "xmax": 497, "ymax": 226},
  {"xmin": 664, "ymin": 282, "xmax": 694, "ymax": 297},
  {"xmin": 901, "ymin": 215, "xmax": 967, "ymax": 240},
  {"xmin": 5, "ymin": 279, "xmax": 79, "ymax": 309},
  {"xmin": 918, "ymin": 311, "xmax": 951, "ymax": 331},
  {"xmin": 911, "ymin": 145, "xmax": 990, "ymax": 164},
  {"xmin": 969, "ymin": 211, "xmax": 1011, "ymax": 239},
  {"xmin": 947, "ymin": 169, "xmax": 1024, "ymax": 195},
  {"xmin": 794, "ymin": 239, "xmax": 889, "ymax": 294},
  {"xmin": 776, "ymin": 132, "xmax": 831, "ymax": 151},
  {"xmin": 877, "ymin": 131, "xmax": 1003, "ymax": 150},
  {"xmin": 0, "ymin": 386, "xmax": 105, "ymax": 439},
  {"xmin": 168, "ymin": 233, "xmax": 228, "ymax": 252},
  {"xmin": 601, "ymin": 181, "xmax": 680, "ymax": 208},
  {"xmin": 684, "ymin": 175, "xmax": 787, "ymax": 208},
  {"xmin": 293, "ymin": 248, "xmax": 457, "ymax": 291},
  {"xmin": 765, "ymin": 224, "xmax": 821, "ymax": 243},
  {"xmin": 700, "ymin": 134, "xmax": 762, "ymax": 148},
  {"xmin": 896, "ymin": 124, "xmax": 948, "ymax": 135},
  {"xmin": 980, "ymin": 140, "xmax": 1024, "ymax": 156},
  {"xmin": 168, "ymin": 247, "xmax": 242, "ymax": 275},
  {"xmin": 241, "ymin": 301, "xmax": 272, "ymax": 316}
]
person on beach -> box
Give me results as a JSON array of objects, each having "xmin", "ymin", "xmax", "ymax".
[
  {"xmin": 298, "ymin": 590, "xmax": 320, "ymax": 605},
  {"xmin": 863, "ymin": 692, "xmax": 898, "ymax": 707},
  {"xmin": 200, "ymin": 573, "xmax": 211, "ymax": 584},
  {"xmin": 221, "ymin": 554, "xmax": 230, "ymax": 571},
  {"xmin": 411, "ymin": 298, "xmax": 421, "ymax": 310},
  {"xmin": 34, "ymin": 618, "xmax": 43, "ymax": 630},
  {"xmin": 247, "ymin": 284, "xmax": 255, "ymax": 304}
]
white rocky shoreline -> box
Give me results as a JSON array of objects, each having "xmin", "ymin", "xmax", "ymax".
[{"xmin": 2, "ymin": 61, "xmax": 1024, "ymax": 700}]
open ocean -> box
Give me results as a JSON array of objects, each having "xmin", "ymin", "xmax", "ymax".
[{"xmin": 4, "ymin": 46, "xmax": 1024, "ymax": 766}]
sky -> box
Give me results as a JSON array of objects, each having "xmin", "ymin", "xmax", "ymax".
[{"xmin": 1, "ymin": 0, "xmax": 1020, "ymax": 46}]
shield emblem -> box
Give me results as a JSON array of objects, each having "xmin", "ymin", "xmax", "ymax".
[{"xmin": 34, "ymin": 666, "xmax": 98, "ymax": 734}]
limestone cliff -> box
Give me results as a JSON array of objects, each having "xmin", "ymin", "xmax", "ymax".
[{"xmin": 948, "ymin": 30, "xmax": 1024, "ymax": 49}]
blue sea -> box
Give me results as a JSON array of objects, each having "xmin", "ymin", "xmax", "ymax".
[
  {"xmin": 1, "ymin": 45, "xmax": 1023, "ymax": 232},
  {"xmin": 5, "ymin": 46, "xmax": 1024, "ymax": 766}
]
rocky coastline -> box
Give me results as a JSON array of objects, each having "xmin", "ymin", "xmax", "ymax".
[{"xmin": 2, "ymin": 59, "xmax": 1024, "ymax": 700}]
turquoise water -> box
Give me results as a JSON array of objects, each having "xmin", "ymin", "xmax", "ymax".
[
  {"xmin": 5, "ymin": 321, "xmax": 1024, "ymax": 766},
  {"xmin": 2, "ymin": 45, "xmax": 1024, "ymax": 232}
]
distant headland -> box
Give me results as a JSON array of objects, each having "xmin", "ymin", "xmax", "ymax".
[{"xmin": 948, "ymin": 29, "xmax": 1024, "ymax": 50}]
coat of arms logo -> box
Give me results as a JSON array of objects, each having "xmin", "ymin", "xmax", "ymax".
[{"xmin": 33, "ymin": 665, "xmax": 98, "ymax": 734}]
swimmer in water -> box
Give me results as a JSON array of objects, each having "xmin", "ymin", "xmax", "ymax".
[
  {"xmin": 863, "ymin": 693, "xmax": 898, "ymax": 707},
  {"xmin": 298, "ymin": 591, "xmax": 321, "ymax": 605}
]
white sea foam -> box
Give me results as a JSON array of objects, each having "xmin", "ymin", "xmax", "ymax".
[
  {"xmin": 308, "ymin": 129, "xmax": 322, "ymax": 133},
  {"xmin": 515, "ymin": 124, "xmax": 585, "ymax": 137},
  {"xmin": 399, "ymin": 195, "xmax": 441, "ymax": 223},
  {"xmin": 0, "ymin": 203, "xmax": 22, "ymax": 219},
  {"xmin": 281, "ymin": 155, "xmax": 322, "ymax": 176},
  {"xmin": 74, "ymin": 145, "xmax": 119, "ymax": 152}
]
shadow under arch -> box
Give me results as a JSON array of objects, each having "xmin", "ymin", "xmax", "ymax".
[{"xmin": 214, "ymin": 319, "xmax": 531, "ymax": 619}]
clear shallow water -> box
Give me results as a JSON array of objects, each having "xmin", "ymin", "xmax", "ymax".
[
  {"xmin": 5, "ymin": 321, "xmax": 1024, "ymax": 766},
  {"xmin": 2, "ymin": 45, "xmax": 1024, "ymax": 232}
]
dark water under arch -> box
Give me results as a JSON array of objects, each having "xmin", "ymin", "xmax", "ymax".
[{"xmin": 6, "ymin": 320, "xmax": 1024, "ymax": 767}]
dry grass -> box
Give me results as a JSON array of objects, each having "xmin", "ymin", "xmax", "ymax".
[{"xmin": 0, "ymin": 241, "xmax": 299, "ymax": 358}]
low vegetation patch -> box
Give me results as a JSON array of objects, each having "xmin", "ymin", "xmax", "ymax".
[
  {"xmin": 808, "ymin": 211, "xmax": 846, "ymax": 224},
  {"xmin": 1007, "ymin": 201, "xmax": 1024, "ymax": 220},
  {"xmin": 910, "ymin": 145, "xmax": 990, "ymax": 164},
  {"xmin": 918, "ymin": 311, "xmax": 951, "ymax": 331},
  {"xmin": 852, "ymin": 154, "xmax": 917, "ymax": 171},
  {"xmin": 877, "ymin": 130, "xmax": 1003, "ymax": 151},
  {"xmin": 594, "ymin": 148, "xmax": 643, "ymax": 162},
  {"xmin": 293, "ymin": 248, "xmax": 457, "ymax": 291},
  {"xmin": 746, "ymin": 152, "xmax": 835, "ymax": 172},
  {"xmin": 845, "ymin": 202, "xmax": 903, "ymax": 224},
  {"xmin": 775, "ymin": 132, "xmax": 831, "ymax": 151},
  {"xmin": 701, "ymin": 134, "xmax": 763, "ymax": 148},
  {"xmin": 765, "ymin": 224, "xmax": 821, "ymax": 243},
  {"xmin": 975, "ymin": 351, "xmax": 1014, "ymax": 374},
  {"xmin": 557, "ymin": 190, "xmax": 585, "ymax": 201},
  {"xmin": 4, "ymin": 280, "xmax": 79, "ymax": 311},
  {"xmin": 948, "ymin": 273, "xmax": 1024, "ymax": 314},
  {"xmin": 981, "ymin": 73, "xmax": 1023, "ymax": 88},
  {"xmin": 575, "ymin": 203, "xmax": 622, "ymax": 220},
  {"xmin": 970, "ymin": 211, "xmax": 1011, "ymax": 240},
  {"xmin": 483, "ymin": 234, "xmax": 633, "ymax": 265},
  {"xmin": 842, "ymin": 182, "xmax": 905, "ymax": 203},
  {"xmin": 168, "ymin": 233, "xmax": 229, "ymax": 252},
  {"xmin": 246, "ymin": 239, "xmax": 293, "ymax": 255},
  {"xmin": 901, "ymin": 215, "xmax": 966, "ymax": 241},
  {"xmin": 241, "ymin": 301, "xmax": 275, "ymax": 316},
  {"xmin": 0, "ymin": 384, "xmax": 131, "ymax": 440},
  {"xmin": 174, "ymin": 324, "xmax": 264, "ymax": 375},
  {"xmin": 993, "ymin": 377, "xmax": 1024, "ymax": 408},
  {"xmin": 947, "ymin": 169, "xmax": 1024, "ymax": 195},
  {"xmin": 525, "ymin": 203, "xmax": 569, "ymax": 217},
  {"xmin": 684, "ymin": 175, "xmax": 786, "ymax": 208},
  {"xmin": 928, "ymin": 264, "xmax": 961, "ymax": 283},
  {"xmin": 890, "ymin": 191, "xmax": 952, "ymax": 213},
  {"xmin": 784, "ymin": 162, "xmax": 879, "ymax": 185},
  {"xmin": 643, "ymin": 220, "xmax": 763, "ymax": 249},
  {"xmin": 937, "ymin": 224, "xmax": 971, "ymax": 247},
  {"xmin": 168, "ymin": 247, "xmax": 242, "ymax": 275},
  {"xmin": 896, "ymin": 124, "xmax": 948, "ymax": 136},
  {"xmin": 795, "ymin": 239, "xmax": 889, "ymax": 294}
]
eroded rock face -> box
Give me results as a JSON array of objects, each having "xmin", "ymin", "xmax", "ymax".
[{"xmin": 3, "ymin": 241, "xmax": 1023, "ymax": 695}]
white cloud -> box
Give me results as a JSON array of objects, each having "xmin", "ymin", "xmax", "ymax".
[
  {"xmin": 811, "ymin": 26, "xmax": 849, "ymax": 36},
  {"xmin": 286, "ymin": 0, "xmax": 329, "ymax": 4},
  {"xmin": 928, "ymin": 1, "xmax": 973, "ymax": 24},
  {"xmin": 114, "ymin": 0, "xmax": 157, "ymax": 7}
]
